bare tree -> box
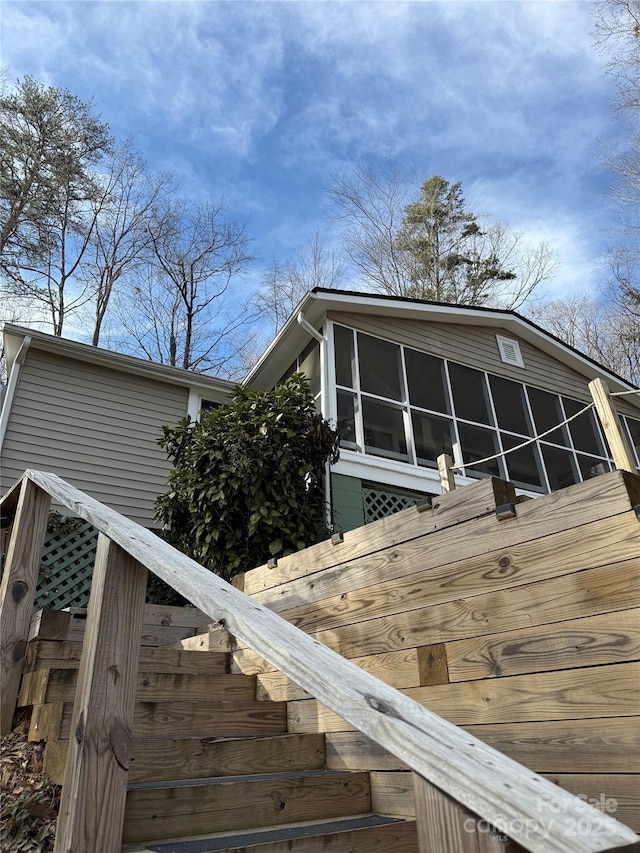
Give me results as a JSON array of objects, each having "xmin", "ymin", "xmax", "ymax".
[
  {"xmin": 11, "ymin": 159, "xmax": 114, "ymax": 335},
  {"xmin": 1, "ymin": 76, "xmax": 110, "ymax": 260},
  {"xmin": 328, "ymin": 164, "xmax": 557, "ymax": 308},
  {"xmin": 527, "ymin": 292, "xmax": 640, "ymax": 385},
  {"xmin": 117, "ymin": 199, "xmax": 254, "ymax": 373},
  {"xmin": 83, "ymin": 141, "xmax": 174, "ymax": 345},
  {"xmin": 256, "ymin": 232, "xmax": 345, "ymax": 333},
  {"xmin": 595, "ymin": 0, "xmax": 640, "ymax": 310},
  {"xmin": 1, "ymin": 76, "xmax": 112, "ymax": 334},
  {"xmin": 328, "ymin": 161, "xmax": 414, "ymax": 296},
  {"xmin": 595, "ymin": 0, "xmax": 640, "ymax": 112}
]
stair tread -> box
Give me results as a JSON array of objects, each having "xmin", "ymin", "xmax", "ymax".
[
  {"xmin": 128, "ymin": 768, "xmax": 360, "ymax": 791},
  {"xmin": 122, "ymin": 814, "xmax": 408, "ymax": 852}
]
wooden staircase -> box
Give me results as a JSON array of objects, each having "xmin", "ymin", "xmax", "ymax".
[{"xmin": 20, "ymin": 632, "xmax": 419, "ymax": 852}]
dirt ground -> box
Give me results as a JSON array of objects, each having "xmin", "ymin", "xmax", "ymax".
[{"xmin": 0, "ymin": 710, "xmax": 59, "ymax": 853}]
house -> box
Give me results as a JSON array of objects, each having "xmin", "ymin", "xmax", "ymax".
[
  {"xmin": 244, "ymin": 288, "xmax": 640, "ymax": 530},
  {"xmin": 2, "ymin": 288, "xmax": 639, "ymax": 533},
  {"xmin": 0, "ymin": 326, "xmax": 233, "ymax": 526}
]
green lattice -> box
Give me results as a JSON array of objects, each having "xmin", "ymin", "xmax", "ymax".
[
  {"xmin": 36, "ymin": 519, "xmax": 98, "ymax": 610},
  {"xmin": 362, "ymin": 484, "xmax": 430, "ymax": 523}
]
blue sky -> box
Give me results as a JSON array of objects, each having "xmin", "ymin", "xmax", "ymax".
[{"xmin": 0, "ymin": 0, "xmax": 628, "ymax": 313}]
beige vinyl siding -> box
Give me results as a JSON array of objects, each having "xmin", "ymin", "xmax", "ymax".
[
  {"xmin": 329, "ymin": 311, "xmax": 639, "ymax": 417},
  {"xmin": 1, "ymin": 350, "xmax": 189, "ymax": 525}
]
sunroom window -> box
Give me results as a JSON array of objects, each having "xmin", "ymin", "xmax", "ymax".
[{"xmin": 332, "ymin": 323, "xmax": 616, "ymax": 493}]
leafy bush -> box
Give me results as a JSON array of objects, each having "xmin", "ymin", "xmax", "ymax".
[{"xmin": 155, "ymin": 374, "xmax": 339, "ymax": 581}]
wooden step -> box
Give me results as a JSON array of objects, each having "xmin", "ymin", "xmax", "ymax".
[
  {"xmin": 122, "ymin": 770, "xmax": 373, "ymax": 844},
  {"xmin": 121, "ymin": 814, "xmax": 419, "ymax": 852},
  {"xmin": 19, "ymin": 668, "xmax": 256, "ymax": 707},
  {"xmin": 23, "ymin": 640, "xmax": 230, "ymax": 675},
  {"xmin": 45, "ymin": 733, "xmax": 326, "ymax": 785},
  {"xmin": 33, "ymin": 698, "xmax": 288, "ymax": 741}
]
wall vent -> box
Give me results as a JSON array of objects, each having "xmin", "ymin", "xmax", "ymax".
[{"xmin": 496, "ymin": 335, "xmax": 524, "ymax": 368}]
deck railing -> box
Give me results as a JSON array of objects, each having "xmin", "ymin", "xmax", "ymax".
[{"xmin": 1, "ymin": 469, "xmax": 639, "ymax": 853}]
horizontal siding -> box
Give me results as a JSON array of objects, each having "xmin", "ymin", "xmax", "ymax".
[
  {"xmin": 1, "ymin": 350, "xmax": 189, "ymax": 525},
  {"xmin": 329, "ymin": 312, "xmax": 640, "ymax": 417}
]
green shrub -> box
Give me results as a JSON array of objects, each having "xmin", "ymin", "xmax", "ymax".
[{"xmin": 155, "ymin": 374, "xmax": 339, "ymax": 581}]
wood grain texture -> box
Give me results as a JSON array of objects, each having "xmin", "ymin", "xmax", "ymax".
[
  {"xmin": 24, "ymin": 640, "xmax": 230, "ymax": 675},
  {"xmin": 464, "ymin": 718, "xmax": 640, "ymax": 774},
  {"xmin": 288, "ymin": 662, "xmax": 640, "ymax": 731},
  {"xmin": 18, "ymin": 469, "xmax": 640, "ymax": 853},
  {"xmin": 413, "ymin": 773, "xmax": 525, "ymax": 853},
  {"xmin": 371, "ymin": 770, "xmax": 416, "ymax": 818},
  {"xmin": 122, "ymin": 771, "xmax": 373, "ymax": 843},
  {"xmin": 310, "ymin": 559, "xmax": 640, "ymax": 659},
  {"xmin": 175, "ymin": 627, "xmax": 233, "ymax": 652},
  {"xmin": 326, "ymin": 732, "xmax": 408, "ymax": 771},
  {"xmin": 249, "ymin": 471, "xmax": 639, "ymax": 610},
  {"xmin": 326, "ymin": 719, "xmax": 640, "ymax": 775},
  {"xmin": 541, "ymin": 774, "xmax": 640, "ymax": 835},
  {"xmin": 446, "ymin": 609, "xmax": 640, "ymax": 682},
  {"xmin": 590, "ymin": 378, "xmax": 638, "ymax": 474},
  {"xmin": 28, "ymin": 609, "xmax": 71, "ymax": 642},
  {"xmin": 46, "ymin": 732, "xmax": 326, "ymax": 786},
  {"xmin": 0, "ymin": 479, "xmax": 51, "ymax": 734},
  {"xmin": 57, "ymin": 698, "xmax": 288, "ymax": 739},
  {"xmin": 54, "ymin": 535, "xmax": 148, "ymax": 853},
  {"xmin": 21, "ymin": 667, "xmax": 256, "ymax": 706},
  {"xmin": 262, "ymin": 513, "xmax": 640, "ymax": 637},
  {"xmin": 121, "ymin": 818, "xmax": 420, "ymax": 853},
  {"xmin": 243, "ymin": 477, "xmax": 516, "ymax": 596}
]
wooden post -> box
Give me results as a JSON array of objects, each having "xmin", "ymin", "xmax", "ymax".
[
  {"xmin": 0, "ymin": 478, "xmax": 51, "ymax": 734},
  {"xmin": 437, "ymin": 453, "xmax": 456, "ymax": 493},
  {"xmin": 589, "ymin": 378, "xmax": 638, "ymax": 473},
  {"xmin": 412, "ymin": 773, "xmax": 525, "ymax": 853},
  {"xmin": 54, "ymin": 534, "xmax": 147, "ymax": 853}
]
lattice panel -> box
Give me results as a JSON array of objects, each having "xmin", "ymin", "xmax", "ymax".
[
  {"xmin": 362, "ymin": 486, "xmax": 423, "ymax": 524},
  {"xmin": 35, "ymin": 520, "xmax": 98, "ymax": 610}
]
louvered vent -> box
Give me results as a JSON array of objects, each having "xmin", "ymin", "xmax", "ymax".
[{"xmin": 496, "ymin": 335, "xmax": 524, "ymax": 368}]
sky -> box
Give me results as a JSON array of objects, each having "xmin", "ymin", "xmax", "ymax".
[{"xmin": 0, "ymin": 0, "xmax": 631, "ymax": 326}]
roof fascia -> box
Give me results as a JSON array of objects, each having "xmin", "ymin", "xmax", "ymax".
[{"xmin": 244, "ymin": 291, "xmax": 639, "ymax": 405}]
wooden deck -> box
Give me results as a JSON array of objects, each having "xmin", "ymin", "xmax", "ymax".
[{"xmin": 233, "ymin": 471, "xmax": 640, "ymax": 832}]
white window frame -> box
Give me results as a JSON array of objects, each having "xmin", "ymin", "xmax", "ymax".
[{"xmin": 327, "ymin": 320, "xmax": 615, "ymax": 495}]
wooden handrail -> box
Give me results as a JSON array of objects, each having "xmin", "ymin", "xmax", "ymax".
[{"xmin": 1, "ymin": 469, "xmax": 639, "ymax": 853}]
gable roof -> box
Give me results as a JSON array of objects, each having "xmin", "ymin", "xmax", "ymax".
[{"xmin": 245, "ymin": 289, "xmax": 640, "ymax": 408}]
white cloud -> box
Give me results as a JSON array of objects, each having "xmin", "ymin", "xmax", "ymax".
[{"xmin": 1, "ymin": 0, "xmax": 625, "ymax": 303}]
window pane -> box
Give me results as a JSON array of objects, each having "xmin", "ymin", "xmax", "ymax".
[
  {"xmin": 299, "ymin": 340, "xmax": 321, "ymax": 398},
  {"xmin": 358, "ymin": 334, "xmax": 403, "ymax": 400},
  {"xmin": 449, "ymin": 363, "xmax": 491, "ymax": 425},
  {"xmin": 490, "ymin": 376, "xmax": 531, "ymax": 435},
  {"xmin": 624, "ymin": 417, "xmax": 640, "ymax": 465},
  {"xmin": 412, "ymin": 412, "xmax": 454, "ymax": 465},
  {"xmin": 540, "ymin": 445, "xmax": 579, "ymax": 490},
  {"xmin": 575, "ymin": 454, "xmax": 611, "ymax": 481},
  {"xmin": 562, "ymin": 398, "xmax": 605, "ymax": 456},
  {"xmin": 501, "ymin": 433, "xmax": 543, "ymax": 490},
  {"xmin": 362, "ymin": 398, "xmax": 408, "ymax": 460},
  {"xmin": 457, "ymin": 423, "xmax": 501, "ymax": 477},
  {"xmin": 337, "ymin": 392, "xmax": 357, "ymax": 446},
  {"xmin": 405, "ymin": 349, "xmax": 449, "ymax": 413},
  {"xmin": 334, "ymin": 325, "xmax": 355, "ymax": 388},
  {"xmin": 527, "ymin": 388, "xmax": 569, "ymax": 446}
]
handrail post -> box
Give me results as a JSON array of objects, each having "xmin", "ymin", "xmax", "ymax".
[
  {"xmin": 412, "ymin": 773, "xmax": 525, "ymax": 852},
  {"xmin": 0, "ymin": 478, "xmax": 51, "ymax": 734},
  {"xmin": 54, "ymin": 533, "xmax": 147, "ymax": 853},
  {"xmin": 589, "ymin": 378, "xmax": 638, "ymax": 473},
  {"xmin": 437, "ymin": 453, "xmax": 456, "ymax": 493}
]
